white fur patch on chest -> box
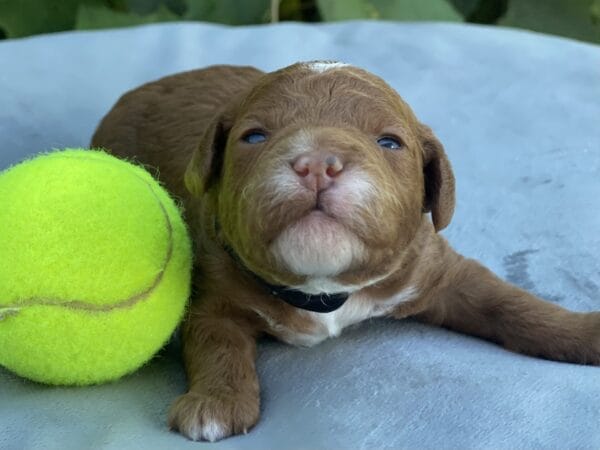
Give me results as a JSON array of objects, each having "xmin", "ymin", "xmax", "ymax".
[{"xmin": 260, "ymin": 285, "xmax": 418, "ymax": 347}]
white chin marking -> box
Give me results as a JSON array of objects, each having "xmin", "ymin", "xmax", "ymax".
[
  {"xmin": 306, "ymin": 61, "xmax": 349, "ymax": 73},
  {"xmin": 271, "ymin": 212, "xmax": 364, "ymax": 277}
]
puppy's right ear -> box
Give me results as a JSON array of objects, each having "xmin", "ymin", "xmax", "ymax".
[{"xmin": 184, "ymin": 114, "xmax": 230, "ymax": 197}]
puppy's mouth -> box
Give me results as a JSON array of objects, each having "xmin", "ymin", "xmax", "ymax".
[
  {"xmin": 304, "ymin": 190, "xmax": 339, "ymax": 219},
  {"xmin": 287, "ymin": 184, "xmax": 362, "ymax": 239},
  {"xmin": 313, "ymin": 191, "xmax": 333, "ymax": 214},
  {"xmin": 270, "ymin": 194, "xmax": 365, "ymax": 278},
  {"xmin": 293, "ymin": 196, "xmax": 346, "ymax": 236},
  {"xmin": 298, "ymin": 208, "xmax": 338, "ymax": 227}
]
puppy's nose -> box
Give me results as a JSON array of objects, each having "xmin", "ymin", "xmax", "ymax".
[{"xmin": 292, "ymin": 153, "xmax": 344, "ymax": 192}]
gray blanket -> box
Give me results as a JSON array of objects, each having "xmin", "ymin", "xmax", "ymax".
[{"xmin": 1, "ymin": 21, "xmax": 599, "ymax": 450}]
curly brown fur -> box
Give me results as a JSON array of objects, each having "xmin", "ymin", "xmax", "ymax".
[{"xmin": 91, "ymin": 62, "xmax": 600, "ymax": 442}]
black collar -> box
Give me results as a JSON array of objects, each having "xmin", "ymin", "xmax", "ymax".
[
  {"xmin": 223, "ymin": 244, "xmax": 350, "ymax": 313},
  {"xmin": 263, "ymin": 284, "xmax": 350, "ymax": 313}
]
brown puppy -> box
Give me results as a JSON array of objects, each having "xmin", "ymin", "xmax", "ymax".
[{"xmin": 92, "ymin": 62, "xmax": 600, "ymax": 442}]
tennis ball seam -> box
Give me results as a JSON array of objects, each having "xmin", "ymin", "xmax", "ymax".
[{"xmin": 0, "ymin": 152, "xmax": 175, "ymax": 319}]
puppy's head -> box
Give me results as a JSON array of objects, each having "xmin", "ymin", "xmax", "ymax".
[{"xmin": 186, "ymin": 62, "xmax": 454, "ymax": 292}]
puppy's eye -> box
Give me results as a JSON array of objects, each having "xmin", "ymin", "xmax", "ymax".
[
  {"xmin": 242, "ymin": 130, "xmax": 267, "ymax": 144},
  {"xmin": 377, "ymin": 136, "xmax": 403, "ymax": 150}
]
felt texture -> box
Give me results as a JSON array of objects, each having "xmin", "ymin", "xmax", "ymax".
[
  {"xmin": 0, "ymin": 149, "xmax": 192, "ymax": 385},
  {"xmin": 0, "ymin": 21, "xmax": 599, "ymax": 449}
]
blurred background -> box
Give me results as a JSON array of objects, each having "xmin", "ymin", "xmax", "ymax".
[{"xmin": 0, "ymin": 0, "xmax": 599, "ymax": 44}]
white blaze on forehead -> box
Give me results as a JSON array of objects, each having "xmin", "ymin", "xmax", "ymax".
[{"xmin": 306, "ymin": 61, "xmax": 350, "ymax": 73}]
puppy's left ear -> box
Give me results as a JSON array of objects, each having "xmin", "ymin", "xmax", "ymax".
[{"xmin": 419, "ymin": 124, "xmax": 455, "ymax": 231}]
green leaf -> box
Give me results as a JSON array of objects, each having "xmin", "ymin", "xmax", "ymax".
[
  {"xmin": 279, "ymin": 0, "xmax": 307, "ymax": 21},
  {"xmin": 316, "ymin": 0, "xmax": 462, "ymax": 22},
  {"xmin": 0, "ymin": 0, "xmax": 99, "ymax": 38},
  {"xmin": 499, "ymin": 0, "xmax": 600, "ymax": 44},
  {"xmin": 448, "ymin": 0, "xmax": 481, "ymax": 17},
  {"xmin": 123, "ymin": 0, "xmax": 185, "ymax": 16},
  {"xmin": 316, "ymin": 0, "xmax": 378, "ymax": 20},
  {"xmin": 449, "ymin": 0, "xmax": 507, "ymax": 23},
  {"xmin": 592, "ymin": 0, "xmax": 600, "ymax": 23},
  {"xmin": 76, "ymin": 3, "xmax": 178, "ymax": 30},
  {"xmin": 370, "ymin": 0, "xmax": 462, "ymax": 21},
  {"xmin": 125, "ymin": 0, "xmax": 163, "ymax": 14},
  {"xmin": 163, "ymin": 0, "xmax": 186, "ymax": 16},
  {"xmin": 184, "ymin": 0, "xmax": 271, "ymax": 25}
]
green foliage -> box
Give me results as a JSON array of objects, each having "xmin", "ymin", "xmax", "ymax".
[
  {"xmin": 76, "ymin": 3, "xmax": 178, "ymax": 29},
  {"xmin": 499, "ymin": 0, "xmax": 600, "ymax": 43},
  {"xmin": 593, "ymin": 0, "xmax": 600, "ymax": 22},
  {"xmin": 369, "ymin": 0, "xmax": 462, "ymax": 21},
  {"xmin": 316, "ymin": 0, "xmax": 378, "ymax": 21},
  {"xmin": 449, "ymin": 0, "xmax": 508, "ymax": 23},
  {"xmin": 0, "ymin": 0, "xmax": 95, "ymax": 38},
  {"xmin": 279, "ymin": 0, "xmax": 317, "ymax": 22},
  {"xmin": 0, "ymin": 0, "xmax": 599, "ymax": 44},
  {"xmin": 317, "ymin": 0, "xmax": 462, "ymax": 21},
  {"xmin": 184, "ymin": 0, "xmax": 271, "ymax": 25}
]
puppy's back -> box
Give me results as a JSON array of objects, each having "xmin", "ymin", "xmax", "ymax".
[{"xmin": 91, "ymin": 65, "xmax": 263, "ymax": 200}]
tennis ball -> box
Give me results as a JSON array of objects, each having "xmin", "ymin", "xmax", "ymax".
[{"xmin": 0, "ymin": 149, "xmax": 192, "ymax": 385}]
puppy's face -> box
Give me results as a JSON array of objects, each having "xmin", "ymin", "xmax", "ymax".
[{"xmin": 186, "ymin": 62, "xmax": 455, "ymax": 292}]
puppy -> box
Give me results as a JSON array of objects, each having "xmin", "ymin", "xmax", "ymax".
[{"xmin": 92, "ymin": 62, "xmax": 600, "ymax": 442}]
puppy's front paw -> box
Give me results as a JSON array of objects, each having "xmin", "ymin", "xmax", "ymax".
[{"xmin": 168, "ymin": 391, "xmax": 259, "ymax": 442}]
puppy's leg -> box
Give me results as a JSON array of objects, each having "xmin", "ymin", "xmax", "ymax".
[
  {"xmin": 416, "ymin": 257, "xmax": 600, "ymax": 364},
  {"xmin": 168, "ymin": 300, "xmax": 260, "ymax": 442}
]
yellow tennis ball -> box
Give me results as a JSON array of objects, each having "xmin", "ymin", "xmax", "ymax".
[{"xmin": 0, "ymin": 149, "xmax": 192, "ymax": 385}]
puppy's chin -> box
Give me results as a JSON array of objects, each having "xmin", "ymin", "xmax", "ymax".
[{"xmin": 270, "ymin": 210, "xmax": 365, "ymax": 278}]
